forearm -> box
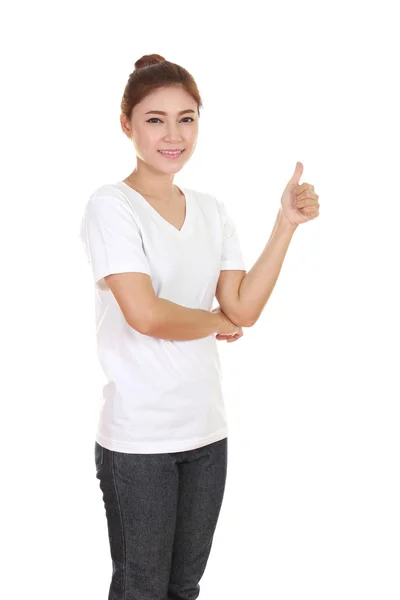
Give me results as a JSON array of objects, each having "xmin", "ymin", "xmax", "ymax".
[
  {"xmin": 238, "ymin": 208, "xmax": 298, "ymax": 325},
  {"xmin": 145, "ymin": 298, "xmax": 224, "ymax": 341}
]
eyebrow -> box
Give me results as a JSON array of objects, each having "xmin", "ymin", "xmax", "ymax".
[{"xmin": 144, "ymin": 109, "xmax": 196, "ymax": 116}]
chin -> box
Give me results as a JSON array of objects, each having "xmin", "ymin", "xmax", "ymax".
[
  {"xmin": 157, "ymin": 155, "xmax": 188, "ymax": 171},
  {"xmin": 164, "ymin": 165, "xmax": 184, "ymax": 174}
]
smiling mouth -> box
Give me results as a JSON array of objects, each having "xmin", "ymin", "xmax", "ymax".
[{"xmin": 157, "ymin": 150, "xmax": 186, "ymax": 160}]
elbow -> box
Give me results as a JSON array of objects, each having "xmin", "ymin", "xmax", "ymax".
[
  {"xmin": 138, "ymin": 320, "xmax": 153, "ymax": 336},
  {"xmin": 236, "ymin": 310, "xmax": 256, "ymax": 328},
  {"xmin": 241, "ymin": 304, "xmax": 260, "ymax": 327},
  {"xmin": 127, "ymin": 309, "xmax": 156, "ymax": 336},
  {"xmin": 242, "ymin": 315, "xmax": 256, "ymax": 328},
  {"xmin": 139, "ymin": 311, "xmax": 157, "ymax": 336},
  {"xmin": 127, "ymin": 317, "xmax": 152, "ymax": 335},
  {"xmin": 236, "ymin": 297, "xmax": 256, "ymax": 328}
]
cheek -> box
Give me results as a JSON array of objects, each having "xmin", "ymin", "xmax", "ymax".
[
  {"xmin": 185, "ymin": 129, "xmax": 198, "ymax": 150},
  {"xmin": 133, "ymin": 130, "xmax": 159, "ymax": 156},
  {"xmin": 189, "ymin": 124, "xmax": 198, "ymax": 139}
]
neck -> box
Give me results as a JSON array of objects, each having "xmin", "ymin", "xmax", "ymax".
[{"xmin": 126, "ymin": 165, "xmax": 178, "ymax": 201}]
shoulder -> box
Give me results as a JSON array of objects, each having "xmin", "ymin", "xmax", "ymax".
[
  {"xmin": 83, "ymin": 183, "xmax": 141, "ymax": 229},
  {"xmin": 184, "ymin": 187, "xmax": 220, "ymax": 211},
  {"xmin": 85, "ymin": 183, "xmax": 137, "ymax": 215},
  {"xmin": 185, "ymin": 187, "xmax": 214, "ymax": 200},
  {"xmin": 88, "ymin": 183, "xmax": 130, "ymax": 205}
]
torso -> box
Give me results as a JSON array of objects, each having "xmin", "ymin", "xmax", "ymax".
[
  {"xmin": 122, "ymin": 179, "xmax": 186, "ymax": 232},
  {"xmin": 80, "ymin": 181, "xmax": 246, "ymax": 453}
]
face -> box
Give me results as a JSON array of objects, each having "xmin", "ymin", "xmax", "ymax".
[{"xmin": 121, "ymin": 86, "xmax": 199, "ymax": 174}]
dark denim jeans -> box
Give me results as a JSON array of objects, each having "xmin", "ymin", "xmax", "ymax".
[{"xmin": 94, "ymin": 437, "xmax": 228, "ymax": 600}]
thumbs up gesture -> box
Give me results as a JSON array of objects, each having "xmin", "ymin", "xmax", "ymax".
[{"xmin": 280, "ymin": 162, "xmax": 320, "ymax": 226}]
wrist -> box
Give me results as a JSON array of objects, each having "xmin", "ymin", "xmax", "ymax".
[
  {"xmin": 211, "ymin": 307, "xmax": 231, "ymax": 334},
  {"xmin": 211, "ymin": 307, "xmax": 224, "ymax": 331},
  {"xmin": 278, "ymin": 208, "xmax": 299, "ymax": 233}
]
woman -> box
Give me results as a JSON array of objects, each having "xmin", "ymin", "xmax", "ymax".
[{"xmin": 79, "ymin": 53, "xmax": 320, "ymax": 600}]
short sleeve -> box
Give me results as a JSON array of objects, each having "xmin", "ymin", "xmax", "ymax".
[
  {"xmin": 79, "ymin": 192, "xmax": 152, "ymax": 291},
  {"xmin": 215, "ymin": 197, "xmax": 246, "ymax": 271}
]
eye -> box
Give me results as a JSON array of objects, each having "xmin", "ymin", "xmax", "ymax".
[{"xmin": 146, "ymin": 117, "xmax": 195, "ymax": 124}]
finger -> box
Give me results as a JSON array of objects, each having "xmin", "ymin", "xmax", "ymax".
[
  {"xmin": 295, "ymin": 183, "xmax": 314, "ymax": 196},
  {"xmin": 296, "ymin": 190, "xmax": 318, "ymax": 201},
  {"xmin": 301, "ymin": 206, "xmax": 319, "ymax": 219},
  {"xmin": 227, "ymin": 333, "xmax": 242, "ymax": 342},
  {"xmin": 296, "ymin": 199, "xmax": 320, "ymax": 209}
]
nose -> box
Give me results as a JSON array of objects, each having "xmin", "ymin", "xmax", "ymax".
[{"xmin": 164, "ymin": 123, "xmax": 184, "ymax": 142}]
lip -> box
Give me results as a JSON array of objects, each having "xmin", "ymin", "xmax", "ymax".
[
  {"xmin": 158, "ymin": 149, "xmax": 185, "ymax": 160},
  {"xmin": 158, "ymin": 149, "xmax": 185, "ymax": 152}
]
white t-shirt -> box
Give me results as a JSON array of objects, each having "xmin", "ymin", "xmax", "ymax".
[{"xmin": 79, "ymin": 181, "xmax": 246, "ymax": 453}]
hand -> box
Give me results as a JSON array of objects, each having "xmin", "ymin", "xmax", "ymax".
[
  {"xmin": 280, "ymin": 162, "xmax": 320, "ymax": 226},
  {"xmin": 212, "ymin": 307, "xmax": 244, "ymax": 343},
  {"xmin": 215, "ymin": 329, "xmax": 244, "ymax": 343}
]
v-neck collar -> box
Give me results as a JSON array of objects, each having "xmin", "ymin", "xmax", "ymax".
[{"xmin": 117, "ymin": 181, "xmax": 191, "ymax": 240}]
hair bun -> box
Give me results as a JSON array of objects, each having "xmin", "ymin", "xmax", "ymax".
[{"xmin": 134, "ymin": 54, "xmax": 166, "ymax": 71}]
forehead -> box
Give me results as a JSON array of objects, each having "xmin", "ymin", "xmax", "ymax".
[{"xmin": 137, "ymin": 86, "xmax": 197, "ymax": 113}]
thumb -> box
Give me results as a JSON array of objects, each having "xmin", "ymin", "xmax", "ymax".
[{"xmin": 286, "ymin": 161, "xmax": 303, "ymax": 189}]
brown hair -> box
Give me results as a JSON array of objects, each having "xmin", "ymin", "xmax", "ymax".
[{"xmin": 121, "ymin": 54, "xmax": 203, "ymax": 122}]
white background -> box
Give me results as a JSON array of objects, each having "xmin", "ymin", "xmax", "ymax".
[{"xmin": 2, "ymin": 1, "xmax": 400, "ymax": 599}]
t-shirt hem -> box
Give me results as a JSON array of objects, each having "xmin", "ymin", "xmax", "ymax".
[
  {"xmin": 220, "ymin": 262, "xmax": 246, "ymax": 270},
  {"xmin": 95, "ymin": 427, "xmax": 229, "ymax": 454},
  {"xmin": 95, "ymin": 265, "xmax": 152, "ymax": 283}
]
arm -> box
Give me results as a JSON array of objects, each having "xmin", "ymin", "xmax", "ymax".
[
  {"xmin": 216, "ymin": 209, "xmax": 298, "ymax": 327},
  {"xmin": 104, "ymin": 272, "xmax": 239, "ymax": 341},
  {"xmin": 238, "ymin": 208, "xmax": 298, "ymax": 325},
  {"xmin": 85, "ymin": 195, "xmax": 239, "ymax": 341},
  {"xmin": 146, "ymin": 297, "xmax": 235, "ymax": 341}
]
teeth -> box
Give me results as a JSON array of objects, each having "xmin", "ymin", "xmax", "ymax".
[{"xmin": 159, "ymin": 150, "xmax": 183, "ymax": 155}]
